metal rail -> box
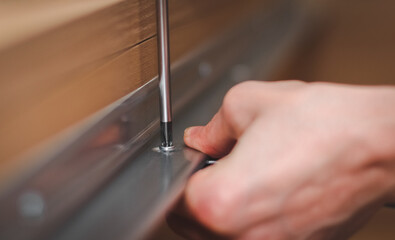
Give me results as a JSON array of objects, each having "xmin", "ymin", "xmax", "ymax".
[{"xmin": 0, "ymin": 1, "xmax": 312, "ymax": 239}]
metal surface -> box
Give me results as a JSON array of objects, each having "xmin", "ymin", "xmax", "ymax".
[
  {"xmin": 0, "ymin": 1, "xmax": 313, "ymax": 240},
  {"xmin": 156, "ymin": 0, "xmax": 174, "ymax": 149},
  {"xmin": 54, "ymin": 145, "xmax": 207, "ymax": 240}
]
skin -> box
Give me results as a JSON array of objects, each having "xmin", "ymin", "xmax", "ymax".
[{"xmin": 174, "ymin": 80, "xmax": 395, "ymax": 240}]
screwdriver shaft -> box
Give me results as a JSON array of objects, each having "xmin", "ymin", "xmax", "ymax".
[{"xmin": 156, "ymin": 0, "xmax": 174, "ymax": 150}]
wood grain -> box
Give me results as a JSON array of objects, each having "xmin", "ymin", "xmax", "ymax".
[{"xmin": 0, "ymin": 0, "xmax": 274, "ymax": 180}]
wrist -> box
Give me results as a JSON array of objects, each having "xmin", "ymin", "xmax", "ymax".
[
  {"xmin": 362, "ymin": 86, "xmax": 395, "ymax": 200},
  {"xmin": 365, "ymin": 87, "xmax": 395, "ymax": 159}
]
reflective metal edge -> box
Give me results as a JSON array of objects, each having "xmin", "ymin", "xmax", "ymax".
[{"xmin": 0, "ymin": 1, "xmax": 314, "ymax": 240}]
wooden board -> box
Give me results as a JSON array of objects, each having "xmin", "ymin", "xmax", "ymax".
[{"xmin": 0, "ymin": 0, "xmax": 275, "ymax": 182}]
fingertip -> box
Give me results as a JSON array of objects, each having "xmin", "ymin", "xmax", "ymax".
[
  {"xmin": 183, "ymin": 127, "xmax": 192, "ymax": 141},
  {"xmin": 184, "ymin": 126, "xmax": 202, "ymax": 147}
]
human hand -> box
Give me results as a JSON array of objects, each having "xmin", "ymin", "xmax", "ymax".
[{"xmin": 177, "ymin": 81, "xmax": 395, "ymax": 239}]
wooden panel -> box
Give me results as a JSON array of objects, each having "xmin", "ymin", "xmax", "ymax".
[
  {"xmin": 0, "ymin": 0, "xmax": 275, "ymax": 179},
  {"xmin": 0, "ymin": 0, "xmax": 234, "ymax": 129},
  {"xmin": 0, "ymin": 0, "xmax": 122, "ymax": 50},
  {"xmin": 273, "ymin": 0, "xmax": 395, "ymax": 85}
]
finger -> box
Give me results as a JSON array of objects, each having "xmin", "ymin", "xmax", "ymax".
[
  {"xmin": 168, "ymin": 194, "xmax": 230, "ymax": 239},
  {"xmin": 185, "ymin": 156, "xmax": 254, "ymax": 236},
  {"xmin": 184, "ymin": 80, "xmax": 308, "ymax": 234},
  {"xmin": 184, "ymin": 111, "xmax": 236, "ymax": 158},
  {"xmin": 185, "ymin": 120, "xmax": 284, "ymax": 236},
  {"xmin": 184, "ymin": 81, "xmax": 265, "ymax": 157}
]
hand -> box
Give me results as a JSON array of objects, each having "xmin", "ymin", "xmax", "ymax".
[{"xmin": 178, "ymin": 81, "xmax": 395, "ymax": 239}]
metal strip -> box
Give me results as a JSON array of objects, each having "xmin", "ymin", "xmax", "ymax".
[{"xmin": 0, "ymin": 1, "xmax": 313, "ymax": 239}]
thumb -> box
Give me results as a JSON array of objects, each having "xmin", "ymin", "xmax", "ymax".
[
  {"xmin": 184, "ymin": 111, "xmax": 236, "ymax": 158},
  {"xmin": 183, "ymin": 81, "xmax": 266, "ymax": 157},
  {"xmin": 183, "ymin": 80, "xmax": 303, "ymax": 157}
]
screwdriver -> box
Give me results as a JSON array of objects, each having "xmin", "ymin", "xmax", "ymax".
[{"xmin": 156, "ymin": 0, "xmax": 174, "ymax": 152}]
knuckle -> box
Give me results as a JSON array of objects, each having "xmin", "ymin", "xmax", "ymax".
[
  {"xmin": 224, "ymin": 81, "xmax": 258, "ymax": 104},
  {"xmin": 222, "ymin": 81, "xmax": 258, "ymax": 118}
]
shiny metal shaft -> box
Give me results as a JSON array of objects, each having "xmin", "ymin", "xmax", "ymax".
[{"xmin": 156, "ymin": 0, "xmax": 174, "ymax": 150}]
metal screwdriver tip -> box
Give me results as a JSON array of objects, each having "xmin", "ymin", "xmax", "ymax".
[{"xmin": 159, "ymin": 121, "xmax": 175, "ymax": 152}]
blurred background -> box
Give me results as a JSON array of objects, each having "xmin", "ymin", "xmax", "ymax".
[
  {"xmin": 0, "ymin": 0, "xmax": 394, "ymax": 239},
  {"xmin": 276, "ymin": 0, "xmax": 395, "ymax": 86}
]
